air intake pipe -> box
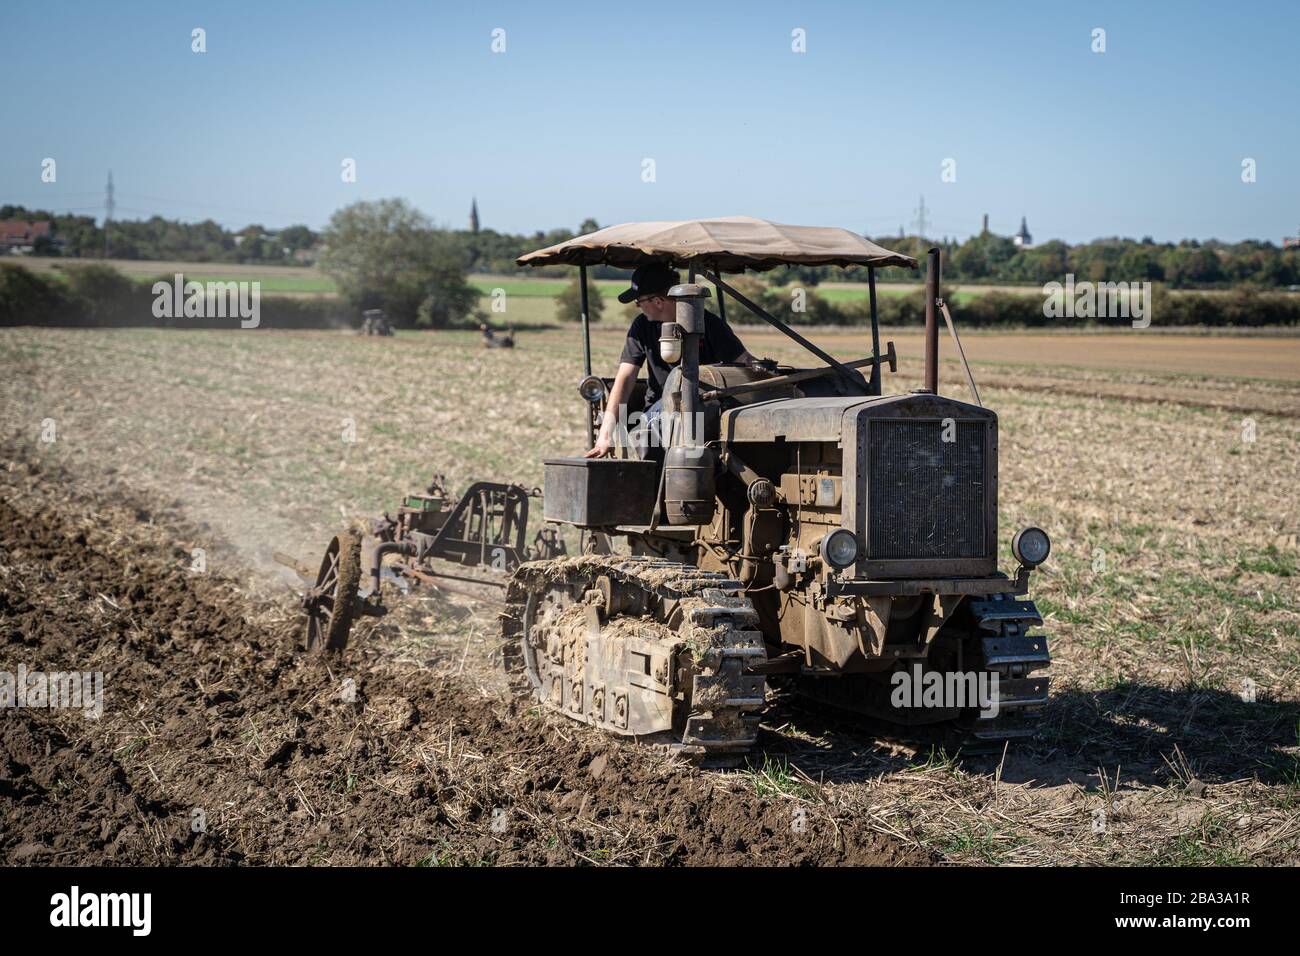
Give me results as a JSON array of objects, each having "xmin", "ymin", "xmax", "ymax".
[
  {"xmin": 924, "ymin": 247, "xmax": 940, "ymax": 394},
  {"xmin": 663, "ymin": 283, "xmax": 716, "ymax": 525}
]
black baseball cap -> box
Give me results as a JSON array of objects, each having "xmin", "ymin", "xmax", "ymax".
[{"xmin": 617, "ymin": 262, "xmax": 680, "ymax": 304}]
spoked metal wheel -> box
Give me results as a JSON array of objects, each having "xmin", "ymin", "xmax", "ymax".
[
  {"xmin": 302, "ymin": 529, "xmax": 362, "ymax": 654},
  {"xmin": 519, "ymin": 583, "xmax": 582, "ymax": 698}
]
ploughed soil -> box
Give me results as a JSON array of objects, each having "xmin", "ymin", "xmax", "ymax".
[{"xmin": 0, "ymin": 451, "xmax": 925, "ymax": 866}]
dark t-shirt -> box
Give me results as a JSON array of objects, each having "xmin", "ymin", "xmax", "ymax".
[{"xmin": 618, "ymin": 310, "xmax": 747, "ymax": 409}]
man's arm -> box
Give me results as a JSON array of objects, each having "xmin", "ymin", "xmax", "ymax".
[
  {"xmin": 584, "ymin": 362, "xmax": 640, "ymax": 458},
  {"xmin": 708, "ymin": 312, "xmax": 755, "ymax": 366}
]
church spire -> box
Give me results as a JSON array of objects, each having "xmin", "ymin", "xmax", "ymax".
[
  {"xmin": 469, "ymin": 197, "xmax": 480, "ymax": 233},
  {"xmin": 1014, "ymin": 216, "xmax": 1033, "ymax": 248}
]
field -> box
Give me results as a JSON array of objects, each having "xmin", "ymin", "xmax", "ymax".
[
  {"xmin": 16, "ymin": 258, "xmax": 1300, "ymax": 336},
  {"xmin": 1, "ymin": 325, "xmax": 1298, "ymax": 865},
  {"xmin": 18, "ymin": 257, "xmax": 341, "ymax": 296}
]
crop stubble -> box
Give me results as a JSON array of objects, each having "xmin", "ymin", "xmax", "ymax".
[{"xmin": 0, "ymin": 326, "xmax": 1296, "ymax": 865}]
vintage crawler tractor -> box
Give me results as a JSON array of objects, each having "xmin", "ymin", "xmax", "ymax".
[
  {"xmin": 302, "ymin": 217, "xmax": 1052, "ymax": 762},
  {"xmin": 359, "ymin": 309, "xmax": 394, "ymax": 336}
]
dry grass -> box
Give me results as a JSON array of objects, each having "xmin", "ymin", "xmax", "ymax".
[{"xmin": 1, "ymin": 324, "xmax": 1296, "ymax": 865}]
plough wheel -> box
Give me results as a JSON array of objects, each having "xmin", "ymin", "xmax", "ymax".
[{"xmin": 302, "ymin": 529, "xmax": 362, "ymax": 654}]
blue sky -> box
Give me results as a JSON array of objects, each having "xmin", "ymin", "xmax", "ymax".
[{"xmin": 2, "ymin": 0, "xmax": 1297, "ymax": 244}]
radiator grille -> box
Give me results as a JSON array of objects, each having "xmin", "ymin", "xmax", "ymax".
[{"xmin": 867, "ymin": 419, "xmax": 986, "ymax": 559}]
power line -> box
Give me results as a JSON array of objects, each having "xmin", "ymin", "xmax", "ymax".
[
  {"xmin": 17, "ymin": 205, "xmax": 105, "ymax": 213},
  {"xmin": 1, "ymin": 192, "xmax": 105, "ymax": 202},
  {"xmin": 3, "ymin": 189, "xmax": 318, "ymax": 225},
  {"xmin": 117, "ymin": 192, "xmax": 317, "ymax": 223}
]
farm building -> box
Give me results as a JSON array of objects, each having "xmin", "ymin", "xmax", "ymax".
[{"xmin": 0, "ymin": 219, "xmax": 56, "ymax": 254}]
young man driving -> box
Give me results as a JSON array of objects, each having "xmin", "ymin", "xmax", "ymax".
[{"xmin": 585, "ymin": 262, "xmax": 753, "ymax": 458}]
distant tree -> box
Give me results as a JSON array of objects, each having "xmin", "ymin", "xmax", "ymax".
[
  {"xmin": 32, "ymin": 233, "xmax": 61, "ymax": 256},
  {"xmin": 319, "ymin": 199, "xmax": 479, "ymax": 326},
  {"xmin": 951, "ymin": 232, "xmax": 1016, "ymax": 280},
  {"xmin": 277, "ymin": 225, "xmax": 316, "ymax": 251},
  {"xmin": 578, "ymin": 218, "xmax": 600, "ymax": 235},
  {"xmin": 1163, "ymin": 245, "xmax": 1223, "ymax": 287},
  {"xmin": 1071, "ymin": 241, "xmax": 1125, "ymax": 282},
  {"xmin": 768, "ymin": 264, "xmax": 822, "ymax": 286},
  {"xmin": 1005, "ymin": 241, "xmax": 1069, "ymax": 283},
  {"xmin": 1115, "ymin": 243, "xmax": 1165, "ymax": 282},
  {"xmin": 415, "ymin": 229, "xmax": 483, "ymax": 327},
  {"xmin": 555, "ymin": 274, "xmax": 604, "ymax": 323}
]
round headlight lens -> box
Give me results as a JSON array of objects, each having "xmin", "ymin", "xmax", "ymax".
[
  {"xmin": 658, "ymin": 330, "xmax": 682, "ymax": 365},
  {"xmin": 821, "ymin": 529, "xmax": 859, "ymax": 569},
  {"xmin": 1012, "ymin": 527, "xmax": 1051, "ymax": 567},
  {"xmin": 577, "ymin": 375, "xmax": 606, "ymax": 404}
]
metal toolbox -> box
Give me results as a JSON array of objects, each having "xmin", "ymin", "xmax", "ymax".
[{"xmin": 543, "ymin": 457, "xmax": 659, "ymax": 527}]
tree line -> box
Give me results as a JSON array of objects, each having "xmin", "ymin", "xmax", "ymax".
[
  {"xmin": 768, "ymin": 232, "xmax": 1300, "ymax": 290},
  {"xmin": 0, "ymin": 205, "xmax": 318, "ymax": 264},
  {"xmin": 7, "ymin": 201, "xmax": 1298, "ymax": 291},
  {"xmin": 6, "ymin": 198, "xmax": 1300, "ymax": 330}
]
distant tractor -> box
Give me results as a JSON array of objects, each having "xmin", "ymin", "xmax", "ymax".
[
  {"xmin": 360, "ymin": 309, "xmax": 393, "ymax": 336},
  {"xmin": 304, "ymin": 217, "xmax": 1052, "ymax": 763},
  {"xmin": 480, "ymin": 323, "xmax": 514, "ymax": 349}
]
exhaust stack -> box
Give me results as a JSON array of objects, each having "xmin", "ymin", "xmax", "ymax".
[
  {"xmin": 663, "ymin": 283, "xmax": 716, "ymax": 525},
  {"xmin": 924, "ymin": 246, "xmax": 940, "ymax": 394}
]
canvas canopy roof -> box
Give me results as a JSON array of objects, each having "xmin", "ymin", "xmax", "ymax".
[{"xmin": 516, "ymin": 216, "xmax": 917, "ymax": 273}]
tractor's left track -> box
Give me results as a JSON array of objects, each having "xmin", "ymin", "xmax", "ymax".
[{"xmin": 500, "ymin": 555, "xmax": 769, "ymax": 764}]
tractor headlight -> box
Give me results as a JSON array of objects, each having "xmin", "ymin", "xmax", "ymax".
[
  {"xmin": 577, "ymin": 375, "xmax": 606, "ymax": 404},
  {"xmin": 658, "ymin": 324, "xmax": 682, "ymax": 364},
  {"xmin": 820, "ymin": 529, "xmax": 859, "ymax": 569},
  {"xmin": 1012, "ymin": 527, "xmax": 1051, "ymax": 568}
]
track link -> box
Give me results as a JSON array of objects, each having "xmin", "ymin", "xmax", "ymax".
[
  {"xmin": 501, "ymin": 555, "xmax": 768, "ymax": 763},
  {"xmin": 962, "ymin": 595, "xmax": 1051, "ymax": 741}
]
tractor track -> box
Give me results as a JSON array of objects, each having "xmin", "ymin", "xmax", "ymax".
[
  {"xmin": 0, "ymin": 450, "xmax": 926, "ymax": 866},
  {"xmin": 502, "ymin": 555, "xmax": 769, "ymax": 761}
]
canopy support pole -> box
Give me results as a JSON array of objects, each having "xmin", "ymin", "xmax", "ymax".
[
  {"xmin": 868, "ymin": 266, "xmax": 881, "ymax": 395},
  {"xmin": 700, "ymin": 269, "xmax": 867, "ymax": 395},
  {"xmin": 713, "ymin": 260, "xmax": 727, "ymax": 322},
  {"xmin": 580, "ymin": 264, "xmax": 594, "ymax": 446}
]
